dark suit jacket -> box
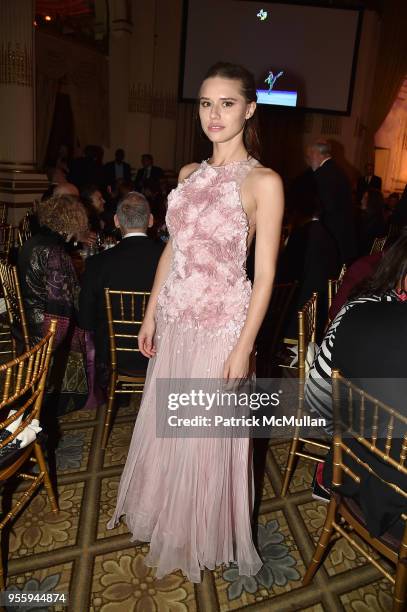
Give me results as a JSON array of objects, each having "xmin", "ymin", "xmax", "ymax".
[
  {"xmin": 324, "ymin": 300, "xmax": 407, "ymax": 538},
  {"xmin": 78, "ymin": 236, "xmax": 164, "ymax": 371},
  {"xmin": 313, "ymin": 158, "xmax": 357, "ymax": 265},
  {"xmin": 356, "ymin": 174, "xmax": 382, "ymax": 201},
  {"xmin": 103, "ymin": 161, "xmax": 132, "ymax": 190},
  {"xmin": 135, "ymin": 165, "xmax": 163, "ymax": 191},
  {"xmin": 277, "ymin": 220, "xmax": 339, "ymax": 340}
]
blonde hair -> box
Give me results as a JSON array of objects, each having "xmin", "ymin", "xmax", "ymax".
[{"xmin": 38, "ymin": 195, "xmax": 88, "ymax": 237}]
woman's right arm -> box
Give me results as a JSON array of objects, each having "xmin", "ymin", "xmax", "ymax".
[{"xmin": 138, "ymin": 237, "xmax": 172, "ymax": 357}]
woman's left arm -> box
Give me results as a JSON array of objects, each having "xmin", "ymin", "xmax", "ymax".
[{"xmin": 223, "ymin": 170, "xmax": 284, "ymax": 380}]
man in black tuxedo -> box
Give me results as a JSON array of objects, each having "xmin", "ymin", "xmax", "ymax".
[
  {"xmin": 79, "ymin": 193, "xmax": 164, "ymax": 379},
  {"xmin": 356, "ymin": 162, "xmax": 382, "ymax": 202},
  {"xmin": 134, "ymin": 154, "xmax": 163, "ymax": 192},
  {"xmin": 103, "ymin": 148, "xmax": 132, "ymax": 192},
  {"xmin": 306, "ymin": 140, "xmax": 357, "ymax": 265}
]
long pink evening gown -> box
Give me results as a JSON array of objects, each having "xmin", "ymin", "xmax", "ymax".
[{"xmin": 108, "ymin": 158, "xmax": 263, "ymax": 582}]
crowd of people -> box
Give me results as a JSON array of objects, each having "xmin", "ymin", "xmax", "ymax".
[
  {"xmin": 276, "ymin": 142, "xmax": 407, "ymax": 340},
  {"xmin": 5, "ymin": 60, "xmax": 407, "ymax": 591}
]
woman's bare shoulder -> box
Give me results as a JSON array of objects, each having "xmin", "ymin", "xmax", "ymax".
[
  {"xmin": 247, "ymin": 164, "xmax": 282, "ymax": 191},
  {"xmin": 178, "ymin": 162, "xmax": 201, "ymax": 183}
]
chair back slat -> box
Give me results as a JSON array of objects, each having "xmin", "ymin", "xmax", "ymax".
[{"xmin": 0, "ymin": 260, "xmax": 30, "ymax": 352}]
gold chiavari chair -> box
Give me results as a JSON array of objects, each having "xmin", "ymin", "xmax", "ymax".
[
  {"xmin": 0, "ymin": 320, "xmax": 58, "ymax": 590},
  {"xmin": 101, "ymin": 289, "xmax": 150, "ymax": 449},
  {"xmin": 0, "ymin": 203, "xmax": 7, "ymax": 224},
  {"xmin": 280, "ymin": 292, "xmax": 330, "ymax": 496},
  {"xmin": 370, "ymin": 235, "xmax": 387, "ymax": 255},
  {"xmin": 0, "ymin": 260, "xmax": 30, "ymax": 358},
  {"xmin": 303, "ymin": 370, "xmax": 407, "ymax": 612}
]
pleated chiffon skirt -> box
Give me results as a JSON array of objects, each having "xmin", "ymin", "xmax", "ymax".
[{"xmin": 107, "ymin": 317, "xmax": 263, "ymax": 583}]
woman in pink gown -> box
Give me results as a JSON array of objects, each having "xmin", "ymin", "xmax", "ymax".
[{"xmin": 108, "ymin": 62, "xmax": 284, "ymax": 582}]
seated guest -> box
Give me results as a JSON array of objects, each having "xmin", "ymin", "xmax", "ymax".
[
  {"xmin": 142, "ymin": 179, "xmax": 167, "ymax": 241},
  {"xmin": 103, "ymin": 178, "xmax": 135, "ymax": 235},
  {"xmin": 276, "ymin": 188, "xmax": 339, "ymax": 340},
  {"xmin": 329, "ymin": 230, "xmax": 403, "ymax": 320},
  {"xmin": 78, "ymin": 193, "xmax": 164, "ymax": 387},
  {"xmin": 313, "ymin": 301, "xmax": 407, "ymax": 539},
  {"xmin": 53, "ymin": 182, "xmax": 80, "ymax": 197},
  {"xmin": 356, "ymin": 188, "xmax": 386, "ymax": 255},
  {"xmin": 306, "ymin": 234, "xmax": 407, "ymax": 537},
  {"xmin": 80, "ymin": 185, "xmax": 106, "ymax": 234},
  {"xmin": 103, "ymin": 148, "xmax": 131, "ymax": 192},
  {"xmin": 18, "ymin": 195, "xmax": 89, "ymax": 414},
  {"xmin": 134, "ymin": 153, "xmax": 163, "ymax": 192},
  {"xmin": 306, "ymin": 230, "xmax": 407, "ymax": 430}
]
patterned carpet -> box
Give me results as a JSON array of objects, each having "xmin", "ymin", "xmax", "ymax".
[{"xmin": 3, "ymin": 397, "xmax": 394, "ymax": 612}]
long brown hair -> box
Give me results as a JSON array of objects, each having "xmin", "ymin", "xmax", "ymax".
[{"xmin": 202, "ymin": 62, "xmax": 261, "ymax": 160}]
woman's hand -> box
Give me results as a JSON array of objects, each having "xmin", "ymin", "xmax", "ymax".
[
  {"xmin": 85, "ymin": 231, "xmax": 97, "ymax": 246},
  {"xmin": 138, "ymin": 317, "xmax": 157, "ymax": 358},
  {"xmin": 223, "ymin": 346, "xmax": 252, "ymax": 387}
]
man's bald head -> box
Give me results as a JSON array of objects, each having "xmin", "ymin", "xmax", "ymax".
[{"xmin": 53, "ymin": 183, "xmax": 79, "ymax": 197}]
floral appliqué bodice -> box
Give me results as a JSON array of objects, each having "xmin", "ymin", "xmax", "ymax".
[{"xmin": 157, "ymin": 158, "xmax": 257, "ymax": 338}]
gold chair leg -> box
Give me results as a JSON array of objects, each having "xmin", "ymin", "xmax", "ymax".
[
  {"xmin": 302, "ymin": 498, "xmax": 337, "ymax": 586},
  {"xmin": 101, "ymin": 373, "xmax": 117, "ymax": 450},
  {"xmin": 34, "ymin": 441, "xmax": 58, "ymax": 513},
  {"xmin": 393, "ymin": 554, "xmax": 407, "ymax": 612},
  {"xmin": 281, "ymin": 438, "xmax": 301, "ymax": 496}
]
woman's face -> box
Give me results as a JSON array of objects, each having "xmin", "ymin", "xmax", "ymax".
[
  {"xmin": 91, "ymin": 191, "xmax": 105, "ymax": 213},
  {"xmin": 199, "ymin": 76, "xmax": 255, "ymax": 145}
]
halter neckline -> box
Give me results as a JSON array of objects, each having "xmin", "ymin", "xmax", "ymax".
[{"xmin": 204, "ymin": 157, "xmax": 254, "ymax": 169}]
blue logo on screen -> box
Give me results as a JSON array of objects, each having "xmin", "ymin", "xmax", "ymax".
[{"xmin": 257, "ymin": 9, "xmax": 268, "ymax": 21}]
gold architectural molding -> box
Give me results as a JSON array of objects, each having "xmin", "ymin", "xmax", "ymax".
[
  {"xmin": 129, "ymin": 83, "xmax": 177, "ymax": 119},
  {"xmin": 0, "ymin": 42, "xmax": 33, "ymax": 87}
]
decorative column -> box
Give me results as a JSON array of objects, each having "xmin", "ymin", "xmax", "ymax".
[
  {"xmin": 0, "ymin": 0, "xmax": 47, "ymax": 225},
  {"xmin": 107, "ymin": 0, "xmax": 133, "ymax": 159}
]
